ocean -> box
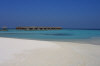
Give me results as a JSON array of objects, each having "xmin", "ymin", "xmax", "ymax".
[{"xmin": 0, "ymin": 29, "xmax": 100, "ymax": 43}]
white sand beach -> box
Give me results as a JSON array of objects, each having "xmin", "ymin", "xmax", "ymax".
[{"xmin": 0, "ymin": 37, "xmax": 100, "ymax": 66}]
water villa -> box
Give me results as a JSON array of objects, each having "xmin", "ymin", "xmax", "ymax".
[
  {"xmin": 0, "ymin": 26, "xmax": 8, "ymax": 31},
  {"xmin": 16, "ymin": 27, "xmax": 62, "ymax": 30}
]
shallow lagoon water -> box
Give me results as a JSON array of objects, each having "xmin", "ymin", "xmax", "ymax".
[{"xmin": 0, "ymin": 29, "xmax": 100, "ymax": 42}]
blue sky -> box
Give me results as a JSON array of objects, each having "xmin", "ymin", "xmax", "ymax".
[{"xmin": 0, "ymin": 0, "xmax": 100, "ymax": 29}]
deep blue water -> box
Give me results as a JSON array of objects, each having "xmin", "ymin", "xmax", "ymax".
[{"xmin": 0, "ymin": 29, "xmax": 100, "ymax": 41}]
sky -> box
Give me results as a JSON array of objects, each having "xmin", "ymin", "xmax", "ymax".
[{"xmin": 0, "ymin": 0, "xmax": 100, "ymax": 29}]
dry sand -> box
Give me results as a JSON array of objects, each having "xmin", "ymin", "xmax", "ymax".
[{"xmin": 0, "ymin": 37, "xmax": 100, "ymax": 66}]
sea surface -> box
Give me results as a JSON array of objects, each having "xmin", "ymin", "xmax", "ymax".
[{"xmin": 0, "ymin": 29, "xmax": 100, "ymax": 43}]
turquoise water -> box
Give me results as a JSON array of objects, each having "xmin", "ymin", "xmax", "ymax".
[{"xmin": 0, "ymin": 29, "xmax": 100, "ymax": 41}]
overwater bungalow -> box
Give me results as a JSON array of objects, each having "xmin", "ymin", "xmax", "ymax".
[
  {"xmin": 16, "ymin": 27, "xmax": 62, "ymax": 30},
  {"xmin": 0, "ymin": 26, "xmax": 8, "ymax": 31}
]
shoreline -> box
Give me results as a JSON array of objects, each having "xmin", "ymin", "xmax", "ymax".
[
  {"xmin": 1, "ymin": 36, "xmax": 100, "ymax": 45},
  {"xmin": 0, "ymin": 37, "xmax": 100, "ymax": 66}
]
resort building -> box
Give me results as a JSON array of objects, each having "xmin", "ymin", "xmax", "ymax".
[
  {"xmin": 16, "ymin": 27, "xmax": 62, "ymax": 30},
  {"xmin": 0, "ymin": 26, "xmax": 8, "ymax": 31}
]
